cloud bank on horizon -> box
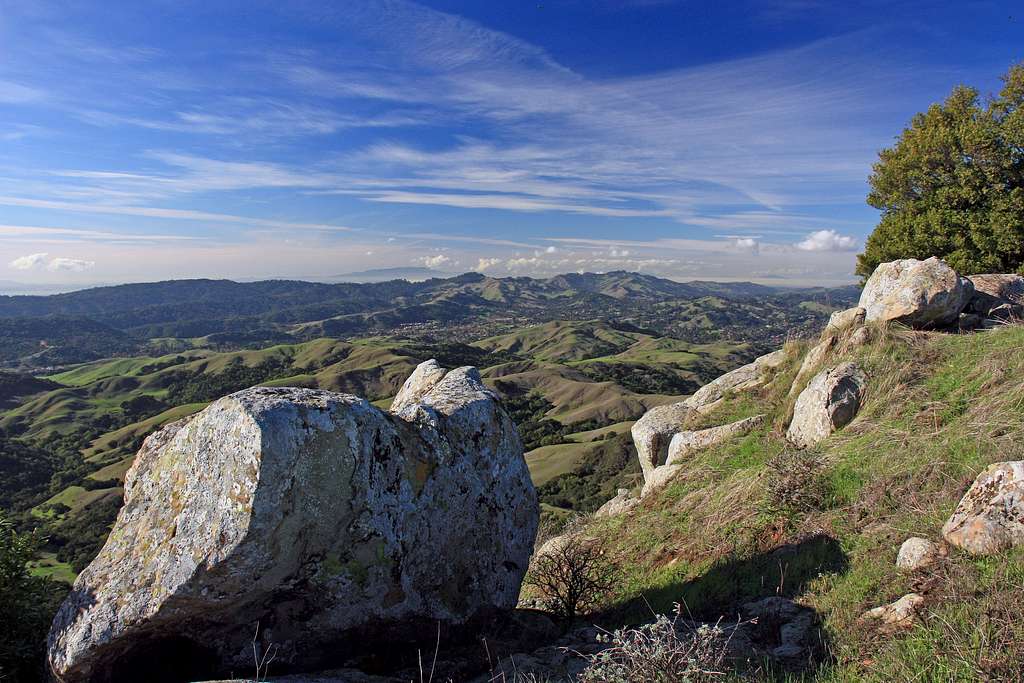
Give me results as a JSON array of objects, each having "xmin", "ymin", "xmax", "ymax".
[{"xmin": 0, "ymin": 0, "xmax": 1018, "ymax": 287}]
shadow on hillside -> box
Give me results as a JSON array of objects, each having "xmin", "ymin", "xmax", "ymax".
[{"xmin": 594, "ymin": 533, "xmax": 849, "ymax": 675}]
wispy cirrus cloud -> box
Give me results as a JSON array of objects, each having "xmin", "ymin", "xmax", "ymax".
[{"xmin": 0, "ymin": 0, "xmax": 996, "ymax": 284}]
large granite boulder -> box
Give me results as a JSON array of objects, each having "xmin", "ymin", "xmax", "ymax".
[
  {"xmin": 48, "ymin": 363, "xmax": 538, "ymax": 683},
  {"xmin": 858, "ymin": 257, "xmax": 972, "ymax": 328},
  {"xmin": 942, "ymin": 461, "xmax": 1024, "ymax": 555},
  {"xmin": 966, "ymin": 273, "xmax": 1024, "ymax": 318},
  {"xmin": 787, "ymin": 362, "xmax": 866, "ymax": 448},
  {"xmin": 683, "ymin": 350, "xmax": 787, "ymax": 413}
]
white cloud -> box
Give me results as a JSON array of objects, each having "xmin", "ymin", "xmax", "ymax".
[
  {"xmin": 47, "ymin": 257, "xmax": 96, "ymax": 272},
  {"xmin": 418, "ymin": 254, "xmax": 452, "ymax": 269},
  {"xmin": 795, "ymin": 229, "xmax": 858, "ymax": 252},
  {"xmin": 9, "ymin": 252, "xmax": 96, "ymax": 272},
  {"xmin": 475, "ymin": 257, "xmax": 502, "ymax": 271},
  {"xmin": 545, "ymin": 246, "xmax": 557, "ymax": 254},
  {"xmin": 9, "ymin": 252, "xmax": 49, "ymax": 270},
  {"xmin": 731, "ymin": 237, "xmax": 760, "ymax": 253}
]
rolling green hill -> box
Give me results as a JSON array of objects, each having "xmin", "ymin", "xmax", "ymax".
[
  {"xmin": 0, "ymin": 318, "xmax": 757, "ymax": 584},
  {"xmin": 0, "ymin": 271, "xmax": 855, "ymax": 370}
]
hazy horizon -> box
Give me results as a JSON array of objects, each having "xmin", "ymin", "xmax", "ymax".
[{"xmin": 1, "ymin": 1, "xmax": 1019, "ymax": 288}]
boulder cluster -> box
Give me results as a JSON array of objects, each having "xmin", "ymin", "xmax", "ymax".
[
  {"xmin": 599, "ymin": 256, "xmax": 1024, "ymax": 637},
  {"xmin": 47, "ymin": 362, "xmax": 538, "ymax": 683}
]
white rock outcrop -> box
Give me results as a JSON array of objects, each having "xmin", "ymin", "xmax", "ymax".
[
  {"xmin": 631, "ymin": 402, "xmax": 697, "ymax": 481},
  {"xmin": 824, "ymin": 306, "xmax": 866, "ymax": 334},
  {"xmin": 389, "ymin": 358, "xmax": 448, "ymax": 413},
  {"xmin": 594, "ymin": 488, "xmax": 638, "ymax": 518},
  {"xmin": 666, "ymin": 415, "xmax": 766, "ymax": 466},
  {"xmin": 683, "ymin": 349, "xmax": 786, "ymax": 413},
  {"xmin": 47, "ymin": 365, "xmax": 537, "ymax": 683},
  {"xmin": 858, "ymin": 257, "xmax": 972, "ymax": 328},
  {"xmin": 942, "ymin": 461, "xmax": 1024, "ymax": 555},
  {"xmin": 787, "ymin": 362, "xmax": 866, "ymax": 448},
  {"xmin": 641, "ymin": 464, "xmax": 683, "ymax": 499}
]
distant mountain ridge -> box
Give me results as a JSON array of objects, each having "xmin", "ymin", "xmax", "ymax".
[{"xmin": 0, "ymin": 271, "xmax": 858, "ymax": 370}]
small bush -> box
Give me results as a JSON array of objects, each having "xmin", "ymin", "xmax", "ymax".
[
  {"xmin": 578, "ymin": 609, "xmax": 736, "ymax": 683},
  {"xmin": 525, "ymin": 535, "xmax": 616, "ymax": 625}
]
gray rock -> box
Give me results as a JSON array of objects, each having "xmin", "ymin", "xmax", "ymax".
[
  {"xmin": 389, "ymin": 358, "xmax": 448, "ymax": 413},
  {"xmin": 47, "ymin": 368, "xmax": 537, "ymax": 683},
  {"xmin": 966, "ymin": 273, "xmax": 1024, "ymax": 317},
  {"xmin": 787, "ymin": 362, "xmax": 866, "ymax": 448},
  {"xmin": 942, "ymin": 461, "xmax": 1024, "ymax": 555},
  {"xmin": 631, "ymin": 402, "xmax": 696, "ymax": 481},
  {"xmin": 848, "ymin": 325, "xmax": 872, "ymax": 347},
  {"xmin": 859, "ymin": 593, "xmax": 925, "ymax": 632},
  {"xmin": 824, "ymin": 306, "xmax": 866, "ymax": 334},
  {"xmin": 741, "ymin": 597, "xmax": 821, "ymax": 662},
  {"xmin": 896, "ymin": 537, "xmax": 940, "ymax": 570},
  {"xmin": 665, "ymin": 415, "xmax": 766, "ymax": 466},
  {"xmin": 595, "ymin": 488, "xmax": 639, "ymax": 518},
  {"xmin": 683, "ymin": 349, "xmax": 786, "ymax": 413},
  {"xmin": 858, "ymin": 257, "xmax": 972, "ymax": 328},
  {"xmin": 641, "ymin": 464, "xmax": 683, "ymax": 499},
  {"xmin": 789, "ymin": 335, "xmax": 837, "ymax": 397}
]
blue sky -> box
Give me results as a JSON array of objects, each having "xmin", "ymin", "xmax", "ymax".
[{"xmin": 0, "ymin": 1, "xmax": 1020, "ymax": 288}]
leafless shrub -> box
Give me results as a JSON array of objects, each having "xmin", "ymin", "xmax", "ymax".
[
  {"xmin": 576, "ymin": 607, "xmax": 738, "ymax": 683},
  {"xmin": 525, "ymin": 535, "xmax": 616, "ymax": 624},
  {"xmin": 251, "ymin": 621, "xmax": 278, "ymax": 682},
  {"xmin": 764, "ymin": 449, "xmax": 825, "ymax": 517}
]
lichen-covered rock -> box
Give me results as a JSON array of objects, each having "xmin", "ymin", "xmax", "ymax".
[
  {"xmin": 787, "ymin": 362, "xmax": 866, "ymax": 448},
  {"xmin": 966, "ymin": 273, "xmax": 1024, "ymax": 317},
  {"xmin": 896, "ymin": 537, "xmax": 940, "ymax": 570},
  {"xmin": 631, "ymin": 402, "xmax": 696, "ymax": 481},
  {"xmin": 665, "ymin": 415, "xmax": 766, "ymax": 466},
  {"xmin": 942, "ymin": 461, "xmax": 1024, "ymax": 555},
  {"xmin": 594, "ymin": 488, "xmax": 638, "ymax": 518},
  {"xmin": 47, "ymin": 365, "xmax": 537, "ymax": 683},
  {"xmin": 683, "ymin": 349, "xmax": 786, "ymax": 413},
  {"xmin": 858, "ymin": 257, "xmax": 972, "ymax": 328}
]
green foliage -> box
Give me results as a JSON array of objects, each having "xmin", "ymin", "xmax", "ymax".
[
  {"xmin": 499, "ymin": 390, "xmax": 612, "ymax": 452},
  {"xmin": 0, "ymin": 515, "xmax": 67, "ymax": 682},
  {"xmin": 536, "ymin": 432, "xmax": 639, "ymax": 512},
  {"xmin": 164, "ymin": 356, "xmax": 292, "ymax": 404},
  {"xmin": 576, "ymin": 361, "xmax": 699, "ymax": 395},
  {"xmin": 49, "ymin": 494, "xmax": 123, "ymax": 573},
  {"xmin": 858, "ymin": 62, "xmax": 1024, "ymax": 278}
]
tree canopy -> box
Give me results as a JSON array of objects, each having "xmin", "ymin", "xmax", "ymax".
[{"xmin": 857, "ymin": 63, "xmax": 1024, "ymax": 279}]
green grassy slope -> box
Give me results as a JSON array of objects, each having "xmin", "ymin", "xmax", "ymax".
[
  {"xmin": 573, "ymin": 323, "xmax": 1024, "ymax": 681},
  {"xmin": 3, "ymin": 320, "xmax": 748, "ymax": 585}
]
